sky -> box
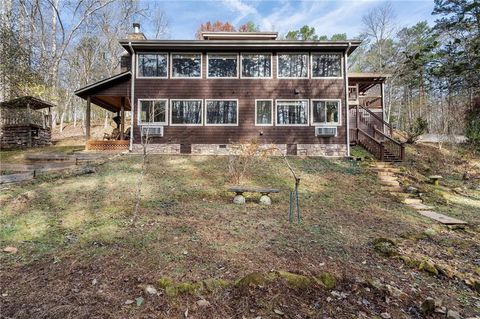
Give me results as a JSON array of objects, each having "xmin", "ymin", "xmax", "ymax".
[{"xmin": 143, "ymin": 0, "xmax": 437, "ymax": 40}]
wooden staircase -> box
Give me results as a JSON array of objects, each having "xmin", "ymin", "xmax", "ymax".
[{"xmin": 350, "ymin": 104, "xmax": 405, "ymax": 162}]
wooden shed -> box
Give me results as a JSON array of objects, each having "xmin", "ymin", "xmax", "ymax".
[{"xmin": 0, "ymin": 96, "xmax": 53, "ymax": 149}]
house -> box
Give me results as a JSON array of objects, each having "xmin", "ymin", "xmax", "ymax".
[
  {"xmin": 75, "ymin": 24, "xmax": 404, "ymax": 161},
  {"xmin": 0, "ymin": 96, "xmax": 53, "ymax": 149}
]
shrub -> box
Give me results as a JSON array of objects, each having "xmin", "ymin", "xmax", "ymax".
[{"xmin": 406, "ymin": 117, "xmax": 428, "ymax": 144}]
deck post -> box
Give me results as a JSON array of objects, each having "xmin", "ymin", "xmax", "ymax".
[
  {"xmin": 86, "ymin": 96, "xmax": 91, "ymax": 140},
  {"xmin": 120, "ymin": 97, "xmax": 125, "ymax": 140},
  {"xmin": 355, "ymin": 103, "xmax": 359, "ymax": 129},
  {"xmin": 27, "ymin": 102, "xmax": 32, "ymax": 147}
]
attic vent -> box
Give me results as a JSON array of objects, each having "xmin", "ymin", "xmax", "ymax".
[
  {"xmin": 141, "ymin": 126, "xmax": 164, "ymax": 137},
  {"xmin": 315, "ymin": 127, "xmax": 337, "ymax": 137}
]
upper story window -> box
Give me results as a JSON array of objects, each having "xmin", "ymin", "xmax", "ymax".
[
  {"xmin": 139, "ymin": 99, "xmax": 167, "ymax": 125},
  {"xmin": 171, "ymin": 100, "xmax": 203, "ymax": 125},
  {"xmin": 241, "ymin": 53, "xmax": 272, "ymax": 78},
  {"xmin": 311, "ymin": 100, "xmax": 340, "ymax": 125},
  {"xmin": 277, "ymin": 53, "xmax": 309, "ymax": 78},
  {"xmin": 207, "ymin": 53, "xmax": 238, "ymax": 78},
  {"xmin": 205, "ymin": 100, "xmax": 238, "ymax": 125},
  {"xmin": 276, "ymin": 100, "xmax": 309, "ymax": 126},
  {"xmin": 171, "ymin": 53, "xmax": 202, "ymax": 78},
  {"xmin": 311, "ymin": 53, "xmax": 342, "ymax": 78},
  {"xmin": 138, "ymin": 54, "xmax": 168, "ymax": 78}
]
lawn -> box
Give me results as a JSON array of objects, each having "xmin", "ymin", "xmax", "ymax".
[{"xmin": 0, "ymin": 147, "xmax": 479, "ymax": 318}]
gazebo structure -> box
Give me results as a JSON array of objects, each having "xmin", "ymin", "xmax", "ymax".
[{"xmin": 0, "ymin": 96, "xmax": 53, "ymax": 149}]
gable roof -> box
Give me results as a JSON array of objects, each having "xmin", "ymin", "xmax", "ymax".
[
  {"xmin": 74, "ymin": 71, "xmax": 131, "ymax": 97},
  {"xmin": 0, "ymin": 96, "xmax": 55, "ymax": 110}
]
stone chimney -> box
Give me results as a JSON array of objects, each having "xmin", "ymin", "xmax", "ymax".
[{"xmin": 126, "ymin": 22, "xmax": 146, "ymax": 41}]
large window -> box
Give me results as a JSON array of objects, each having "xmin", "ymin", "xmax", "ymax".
[
  {"xmin": 139, "ymin": 99, "xmax": 167, "ymax": 124},
  {"xmin": 255, "ymin": 100, "xmax": 273, "ymax": 126},
  {"xmin": 311, "ymin": 53, "xmax": 342, "ymax": 78},
  {"xmin": 207, "ymin": 53, "xmax": 238, "ymax": 78},
  {"xmin": 171, "ymin": 53, "xmax": 202, "ymax": 78},
  {"xmin": 311, "ymin": 100, "xmax": 340, "ymax": 125},
  {"xmin": 277, "ymin": 53, "xmax": 308, "ymax": 78},
  {"xmin": 138, "ymin": 54, "xmax": 168, "ymax": 78},
  {"xmin": 205, "ymin": 100, "xmax": 238, "ymax": 125},
  {"xmin": 276, "ymin": 100, "xmax": 309, "ymax": 126},
  {"xmin": 241, "ymin": 53, "xmax": 272, "ymax": 78},
  {"xmin": 170, "ymin": 100, "xmax": 203, "ymax": 125}
]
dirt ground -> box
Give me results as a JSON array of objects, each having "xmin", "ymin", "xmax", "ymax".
[{"xmin": 0, "ymin": 143, "xmax": 479, "ymax": 318}]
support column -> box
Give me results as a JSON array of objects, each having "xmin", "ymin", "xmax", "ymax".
[
  {"xmin": 86, "ymin": 96, "xmax": 91, "ymax": 140},
  {"xmin": 120, "ymin": 97, "xmax": 125, "ymax": 140}
]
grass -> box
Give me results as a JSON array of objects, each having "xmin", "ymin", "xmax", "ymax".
[
  {"xmin": 0, "ymin": 144, "xmax": 84, "ymax": 163},
  {"xmin": 0, "ymin": 146, "xmax": 479, "ymax": 318}
]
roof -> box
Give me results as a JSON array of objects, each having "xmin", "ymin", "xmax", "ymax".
[
  {"xmin": 348, "ymin": 72, "xmax": 390, "ymax": 80},
  {"xmin": 0, "ymin": 96, "xmax": 55, "ymax": 110},
  {"xmin": 200, "ymin": 32, "xmax": 278, "ymax": 40},
  {"xmin": 74, "ymin": 71, "xmax": 131, "ymax": 96},
  {"xmin": 119, "ymin": 40, "xmax": 362, "ymax": 55},
  {"xmin": 348, "ymin": 73, "xmax": 390, "ymax": 93}
]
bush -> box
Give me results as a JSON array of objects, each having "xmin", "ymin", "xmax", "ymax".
[{"xmin": 406, "ymin": 117, "xmax": 428, "ymax": 144}]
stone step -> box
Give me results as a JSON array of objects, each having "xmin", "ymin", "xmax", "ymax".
[
  {"xmin": 408, "ymin": 203, "xmax": 435, "ymax": 210},
  {"xmin": 378, "ymin": 175, "xmax": 398, "ymax": 182},
  {"xmin": 403, "ymin": 198, "xmax": 423, "ymax": 205},
  {"xmin": 370, "ymin": 167, "xmax": 401, "ymax": 173},
  {"xmin": 418, "ymin": 211, "xmax": 467, "ymax": 225},
  {"xmin": 379, "ymin": 180, "xmax": 400, "ymax": 187},
  {"xmin": 381, "ymin": 186, "xmax": 403, "ymax": 192}
]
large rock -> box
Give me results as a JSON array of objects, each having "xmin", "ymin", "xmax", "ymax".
[
  {"xmin": 419, "ymin": 260, "xmax": 439, "ymax": 275},
  {"xmin": 277, "ymin": 271, "xmax": 312, "ymax": 289},
  {"xmin": 235, "ymin": 272, "xmax": 266, "ymax": 288},
  {"xmin": 372, "ymin": 238, "xmax": 397, "ymax": 257},
  {"xmin": 259, "ymin": 195, "xmax": 271, "ymax": 205},
  {"xmin": 315, "ymin": 272, "xmax": 336, "ymax": 290},
  {"xmin": 446, "ymin": 310, "xmax": 461, "ymax": 319},
  {"xmin": 233, "ymin": 194, "xmax": 245, "ymax": 204},
  {"xmin": 421, "ymin": 297, "xmax": 436, "ymax": 315}
]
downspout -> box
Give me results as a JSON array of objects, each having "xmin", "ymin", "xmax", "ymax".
[
  {"xmin": 128, "ymin": 42, "xmax": 135, "ymax": 152},
  {"xmin": 344, "ymin": 42, "xmax": 351, "ymax": 157}
]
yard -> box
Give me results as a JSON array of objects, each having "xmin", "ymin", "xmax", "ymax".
[{"xmin": 0, "ymin": 145, "xmax": 479, "ymax": 318}]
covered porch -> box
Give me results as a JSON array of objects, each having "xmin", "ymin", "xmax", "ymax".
[{"xmin": 74, "ymin": 72, "xmax": 131, "ymax": 151}]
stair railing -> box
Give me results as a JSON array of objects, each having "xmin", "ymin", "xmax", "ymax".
[
  {"xmin": 356, "ymin": 128, "xmax": 385, "ymax": 161},
  {"xmin": 374, "ymin": 127, "xmax": 405, "ymax": 161}
]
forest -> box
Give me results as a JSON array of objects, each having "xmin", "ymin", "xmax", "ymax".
[{"xmin": 0, "ymin": 0, "xmax": 479, "ymax": 149}]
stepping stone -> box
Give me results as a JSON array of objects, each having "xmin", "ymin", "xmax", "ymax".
[
  {"xmin": 371, "ymin": 168, "xmax": 401, "ymax": 173},
  {"xmin": 408, "ymin": 203, "xmax": 435, "ymax": 210},
  {"xmin": 381, "ymin": 186, "xmax": 403, "ymax": 192},
  {"xmin": 418, "ymin": 211, "xmax": 467, "ymax": 225},
  {"xmin": 403, "ymin": 198, "xmax": 423, "ymax": 204},
  {"xmin": 380, "ymin": 180, "xmax": 400, "ymax": 187},
  {"xmin": 379, "ymin": 176, "xmax": 398, "ymax": 182}
]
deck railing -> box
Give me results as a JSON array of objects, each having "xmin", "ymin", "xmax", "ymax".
[{"xmin": 1, "ymin": 109, "xmax": 51, "ymax": 129}]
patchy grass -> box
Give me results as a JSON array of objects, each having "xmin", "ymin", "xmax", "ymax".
[
  {"xmin": 0, "ymin": 145, "xmax": 84, "ymax": 163},
  {"xmin": 0, "ymin": 150, "xmax": 479, "ymax": 318}
]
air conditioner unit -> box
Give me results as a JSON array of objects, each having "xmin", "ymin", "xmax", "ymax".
[
  {"xmin": 141, "ymin": 126, "xmax": 164, "ymax": 137},
  {"xmin": 315, "ymin": 127, "xmax": 337, "ymax": 137}
]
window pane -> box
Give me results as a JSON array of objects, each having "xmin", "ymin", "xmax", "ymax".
[
  {"xmin": 140, "ymin": 100, "xmax": 166, "ymax": 123},
  {"xmin": 276, "ymin": 101, "xmax": 308, "ymax": 125},
  {"xmin": 206, "ymin": 100, "xmax": 237, "ymax": 124},
  {"xmin": 241, "ymin": 54, "xmax": 271, "ymax": 77},
  {"xmin": 138, "ymin": 54, "xmax": 167, "ymax": 77},
  {"xmin": 172, "ymin": 53, "xmax": 201, "ymax": 78},
  {"xmin": 171, "ymin": 100, "xmax": 203, "ymax": 124},
  {"xmin": 312, "ymin": 100, "xmax": 339, "ymax": 124},
  {"xmin": 256, "ymin": 100, "xmax": 272, "ymax": 124},
  {"xmin": 208, "ymin": 54, "xmax": 237, "ymax": 77},
  {"xmin": 278, "ymin": 54, "xmax": 308, "ymax": 78},
  {"xmin": 312, "ymin": 54, "xmax": 342, "ymax": 77},
  {"xmin": 326, "ymin": 101, "xmax": 339, "ymax": 123},
  {"xmin": 312, "ymin": 101, "xmax": 326, "ymax": 123}
]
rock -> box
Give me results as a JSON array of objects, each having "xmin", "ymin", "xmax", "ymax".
[
  {"xmin": 125, "ymin": 299, "xmax": 134, "ymax": 305},
  {"xmin": 419, "ymin": 260, "xmax": 439, "ymax": 275},
  {"xmin": 381, "ymin": 312, "xmax": 391, "ymax": 319},
  {"xmin": 406, "ymin": 186, "xmax": 419, "ymax": 194},
  {"xmin": 92, "ymin": 279, "xmax": 97, "ymax": 285},
  {"xmin": 315, "ymin": 272, "xmax": 336, "ymax": 290},
  {"xmin": 435, "ymin": 264, "xmax": 455, "ymax": 278},
  {"xmin": 233, "ymin": 194, "xmax": 245, "ymax": 204},
  {"xmin": 366, "ymin": 278, "xmax": 384, "ymax": 290},
  {"xmin": 465, "ymin": 278, "xmax": 480, "ymax": 293},
  {"xmin": 372, "ymin": 238, "xmax": 397, "ymax": 257},
  {"xmin": 3, "ymin": 246, "xmax": 17, "ymax": 254},
  {"xmin": 235, "ymin": 272, "xmax": 265, "ymax": 288},
  {"xmin": 421, "ymin": 297, "xmax": 435, "ymax": 315},
  {"xmin": 145, "ymin": 285, "xmax": 158, "ymax": 295},
  {"xmin": 196, "ymin": 299, "xmax": 210, "ymax": 307},
  {"xmin": 423, "ymin": 228, "xmax": 437, "ymax": 237},
  {"xmin": 277, "ymin": 271, "xmax": 312, "ymax": 289},
  {"xmin": 176, "ymin": 282, "xmax": 203, "ymax": 294},
  {"xmin": 203, "ymin": 278, "xmax": 230, "ymax": 292},
  {"xmin": 447, "ymin": 310, "xmax": 461, "ymax": 319},
  {"xmin": 259, "ymin": 195, "xmax": 271, "ymax": 205},
  {"xmin": 273, "ymin": 309, "xmax": 284, "ymax": 316},
  {"xmin": 385, "ymin": 284, "xmax": 408, "ymax": 300}
]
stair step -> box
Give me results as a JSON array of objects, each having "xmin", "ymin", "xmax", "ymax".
[
  {"xmin": 381, "ymin": 186, "xmax": 403, "ymax": 192},
  {"xmin": 379, "ymin": 180, "xmax": 400, "ymax": 187},
  {"xmin": 403, "ymin": 198, "xmax": 423, "ymax": 204}
]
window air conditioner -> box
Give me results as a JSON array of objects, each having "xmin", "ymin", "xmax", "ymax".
[
  {"xmin": 315, "ymin": 127, "xmax": 337, "ymax": 137},
  {"xmin": 141, "ymin": 126, "xmax": 164, "ymax": 137}
]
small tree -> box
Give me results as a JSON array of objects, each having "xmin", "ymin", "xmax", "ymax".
[
  {"xmin": 465, "ymin": 99, "xmax": 480, "ymax": 152},
  {"xmin": 405, "ymin": 116, "xmax": 428, "ymax": 144},
  {"xmin": 195, "ymin": 21, "xmax": 236, "ymax": 39}
]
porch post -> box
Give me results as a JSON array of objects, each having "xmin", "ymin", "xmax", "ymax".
[
  {"xmin": 86, "ymin": 95, "xmax": 91, "ymax": 140},
  {"xmin": 120, "ymin": 97, "xmax": 125, "ymax": 140}
]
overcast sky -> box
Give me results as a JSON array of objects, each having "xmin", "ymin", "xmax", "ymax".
[{"xmin": 145, "ymin": 0, "xmax": 437, "ymax": 39}]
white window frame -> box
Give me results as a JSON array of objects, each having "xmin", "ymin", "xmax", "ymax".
[
  {"xmin": 137, "ymin": 98, "xmax": 168, "ymax": 126},
  {"xmin": 310, "ymin": 99, "xmax": 342, "ymax": 126},
  {"xmin": 276, "ymin": 52, "xmax": 310, "ymax": 79},
  {"xmin": 254, "ymin": 99, "xmax": 274, "ymax": 126},
  {"xmin": 136, "ymin": 52, "xmax": 169, "ymax": 79},
  {"xmin": 204, "ymin": 99, "xmax": 239, "ymax": 126},
  {"xmin": 310, "ymin": 52, "xmax": 343, "ymax": 79},
  {"xmin": 240, "ymin": 53, "xmax": 273, "ymax": 79},
  {"xmin": 170, "ymin": 52, "xmax": 203, "ymax": 79},
  {"xmin": 169, "ymin": 99, "xmax": 204, "ymax": 126},
  {"xmin": 275, "ymin": 99, "xmax": 310, "ymax": 126},
  {"xmin": 206, "ymin": 53, "xmax": 239, "ymax": 79}
]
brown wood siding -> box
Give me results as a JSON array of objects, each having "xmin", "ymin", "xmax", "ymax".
[{"xmin": 132, "ymin": 52, "xmax": 347, "ymax": 145}]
